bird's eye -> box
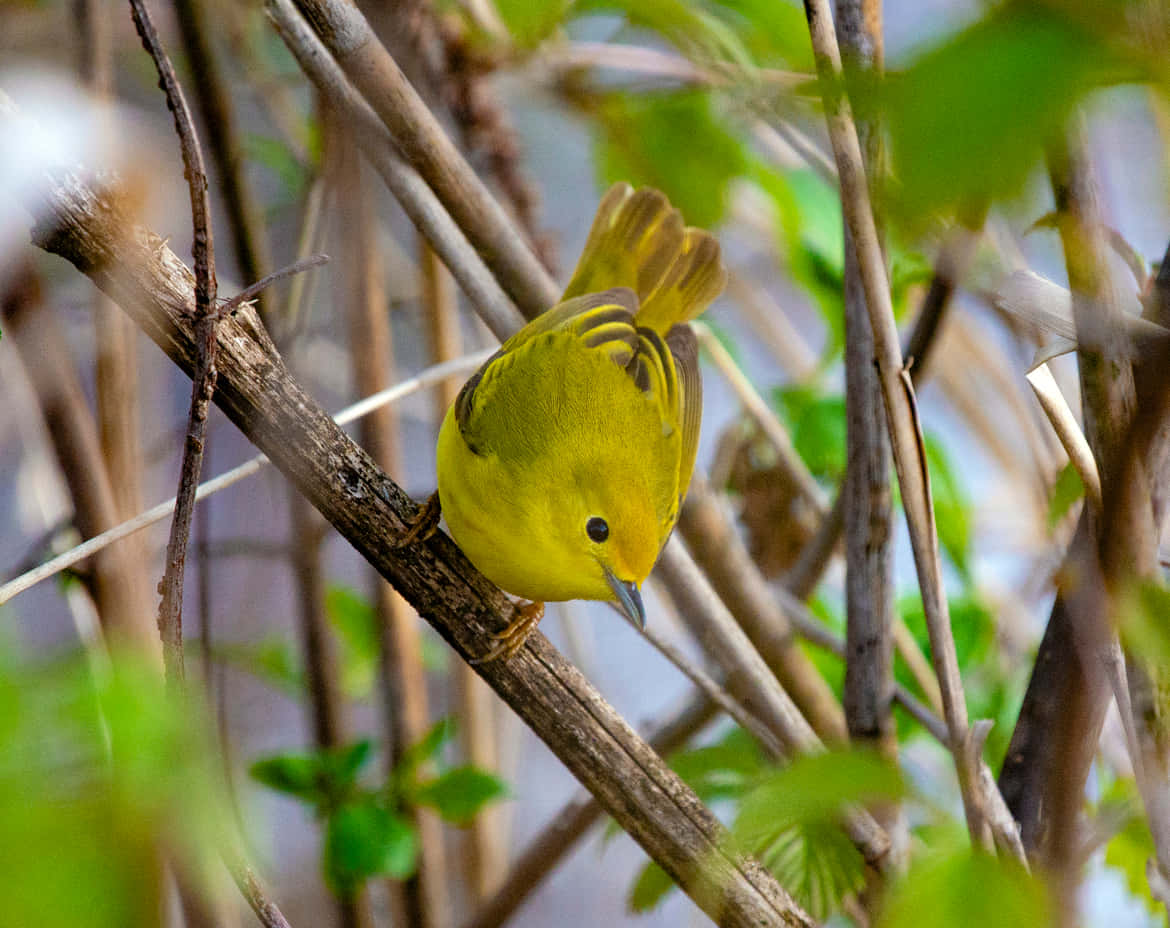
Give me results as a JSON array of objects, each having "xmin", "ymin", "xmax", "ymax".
[{"xmin": 586, "ymin": 517, "xmax": 609, "ymax": 543}]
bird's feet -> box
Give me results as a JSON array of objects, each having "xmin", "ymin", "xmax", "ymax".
[
  {"xmin": 472, "ymin": 600, "xmax": 545, "ymax": 664},
  {"xmin": 393, "ymin": 492, "xmax": 441, "ymax": 548}
]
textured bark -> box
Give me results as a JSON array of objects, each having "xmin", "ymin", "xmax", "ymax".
[{"xmin": 31, "ymin": 174, "xmax": 814, "ymax": 928}]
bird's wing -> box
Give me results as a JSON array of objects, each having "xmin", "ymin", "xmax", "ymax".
[{"xmin": 454, "ymin": 288, "xmax": 642, "ymax": 449}]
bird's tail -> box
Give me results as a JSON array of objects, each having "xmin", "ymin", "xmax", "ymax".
[{"xmin": 562, "ymin": 183, "xmax": 726, "ymax": 332}]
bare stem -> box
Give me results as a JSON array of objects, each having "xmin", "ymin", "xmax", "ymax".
[{"xmin": 128, "ymin": 0, "xmax": 219, "ymax": 686}]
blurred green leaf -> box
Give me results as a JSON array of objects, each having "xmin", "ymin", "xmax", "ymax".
[
  {"xmin": 243, "ymin": 133, "xmax": 309, "ymax": 200},
  {"xmin": 579, "ymin": 0, "xmax": 755, "ymax": 69},
  {"xmin": 249, "ymin": 752, "xmax": 324, "ymax": 803},
  {"xmin": 628, "ymin": 860, "xmax": 676, "ymax": 913},
  {"xmin": 758, "ymin": 820, "xmax": 865, "ymax": 920},
  {"xmin": 877, "ymin": 848, "xmax": 1049, "ymax": 928},
  {"xmin": 249, "ymin": 739, "xmax": 372, "ymax": 807},
  {"xmin": 325, "ymin": 585, "xmax": 379, "ymax": 697},
  {"xmin": 1047, "ymin": 462, "xmax": 1085, "ymax": 528},
  {"xmin": 214, "ymin": 635, "xmax": 304, "ymax": 695},
  {"xmin": 0, "ymin": 649, "xmax": 229, "ymax": 928},
  {"xmin": 594, "ymin": 90, "xmax": 747, "ymax": 228},
  {"xmin": 704, "ymin": 0, "xmax": 812, "ymax": 69},
  {"xmin": 413, "ymin": 766, "xmax": 508, "ymax": 825},
  {"xmin": 884, "ymin": 3, "xmax": 1133, "ymax": 225},
  {"xmin": 669, "ymin": 725, "xmax": 767, "ymax": 803},
  {"xmin": 772, "ymin": 384, "xmax": 847, "ymax": 482},
  {"xmin": 1119, "ymin": 580, "xmax": 1170, "ymax": 669},
  {"xmin": 733, "ymin": 749, "xmax": 903, "ymax": 919},
  {"xmin": 1102, "ymin": 778, "xmax": 1161, "ymax": 916},
  {"xmin": 401, "ymin": 717, "xmax": 457, "ymax": 776},
  {"xmin": 752, "ymin": 164, "xmax": 845, "ymax": 353},
  {"xmin": 496, "ymin": 0, "xmax": 573, "ymax": 46},
  {"xmin": 325, "ymin": 799, "xmax": 417, "ymax": 896}
]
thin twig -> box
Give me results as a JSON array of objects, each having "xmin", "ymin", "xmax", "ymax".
[{"xmin": 128, "ymin": 0, "xmax": 218, "ymax": 685}]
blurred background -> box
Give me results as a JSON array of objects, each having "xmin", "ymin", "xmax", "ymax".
[{"xmin": 2, "ymin": 0, "xmax": 1169, "ymax": 925}]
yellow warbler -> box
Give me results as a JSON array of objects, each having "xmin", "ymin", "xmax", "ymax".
[{"xmin": 435, "ymin": 183, "xmax": 725, "ymax": 660}]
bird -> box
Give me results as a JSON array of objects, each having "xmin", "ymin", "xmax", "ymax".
[{"xmin": 425, "ymin": 183, "xmax": 725, "ymax": 661}]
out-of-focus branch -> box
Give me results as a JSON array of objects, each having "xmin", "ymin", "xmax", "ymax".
[
  {"xmin": 419, "ymin": 236, "xmax": 505, "ymax": 905},
  {"xmin": 335, "ymin": 129, "xmax": 450, "ymax": 928},
  {"xmin": 835, "ymin": 0, "xmax": 897, "ymax": 792},
  {"xmin": 266, "ymin": 0, "xmax": 524, "ymax": 340},
  {"xmin": 462, "ymin": 692, "xmax": 718, "ymax": 928},
  {"xmin": 678, "ymin": 476, "xmax": 846, "ymax": 744},
  {"xmin": 128, "ymin": 0, "xmax": 219, "ymax": 685},
  {"xmin": 288, "ymin": 0, "xmax": 559, "ymax": 319},
  {"xmin": 0, "ymin": 264, "xmax": 158, "ymax": 657},
  {"xmin": 31, "ymin": 172, "xmax": 813, "ymax": 928},
  {"xmin": 0, "ymin": 351, "xmax": 493, "ymax": 607},
  {"xmin": 173, "ymin": 0, "xmax": 274, "ymax": 323}
]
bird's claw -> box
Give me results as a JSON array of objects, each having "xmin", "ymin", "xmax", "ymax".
[
  {"xmin": 471, "ymin": 600, "xmax": 545, "ymax": 663},
  {"xmin": 393, "ymin": 492, "xmax": 441, "ymax": 548}
]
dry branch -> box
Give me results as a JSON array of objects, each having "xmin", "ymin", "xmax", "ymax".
[
  {"xmin": 128, "ymin": 0, "xmax": 218, "ymax": 684},
  {"xmin": 30, "ymin": 172, "xmax": 814, "ymax": 928}
]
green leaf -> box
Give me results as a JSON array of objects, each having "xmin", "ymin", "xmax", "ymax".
[
  {"xmin": 1119, "ymin": 580, "xmax": 1170, "ymax": 669},
  {"xmin": 594, "ymin": 90, "xmax": 747, "ymax": 229},
  {"xmin": 734, "ymin": 749, "xmax": 905, "ymax": 844},
  {"xmin": 704, "ymin": 0, "xmax": 812, "ymax": 69},
  {"xmin": 400, "ymin": 717, "xmax": 457, "ymax": 777},
  {"xmin": 495, "ymin": 0, "xmax": 573, "ymax": 46},
  {"xmin": 732, "ymin": 749, "xmax": 900, "ymax": 919},
  {"xmin": 328, "ymin": 739, "xmax": 374, "ymax": 789},
  {"xmin": 669, "ymin": 725, "xmax": 767, "ymax": 803},
  {"xmin": 1047, "ymin": 462, "xmax": 1085, "ymax": 529},
  {"xmin": 752, "ymin": 164, "xmax": 845, "ymax": 353},
  {"xmin": 324, "ymin": 800, "xmax": 418, "ymax": 896},
  {"xmin": 249, "ymin": 740, "xmax": 372, "ymax": 806},
  {"xmin": 214, "ymin": 636, "xmax": 304, "ymax": 695},
  {"xmin": 412, "ymin": 766, "xmax": 508, "ymax": 825},
  {"xmin": 249, "ymin": 753, "xmax": 324, "ymax": 803},
  {"xmin": 243, "ymin": 133, "xmax": 309, "ymax": 200},
  {"xmin": 877, "ymin": 849, "xmax": 1049, "ymax": 928},
  {"xmin": 578, "ymin": 0, "xmax": 756, "ymax": 70},
  {"xmin": 757, "ymin": 820, "xmax": 865, "ymax": 920},
  {"xmin": 883, "ymin": 4, "xmax": 1134, "ymax": 226},
  {"xmin": 628, "ymin": 860, "xmax": 676, "ymax": 913},
  {"xmin": 325, "ymin": 585, "xmax": 380, "ymax": 698},
  {"xmin": 1102, "ymin": 778, "xmax": 1161, "ymax": 916},
  {"xmin": 772, "ymin": 385, "xmax": 847, "ymax": 482}
]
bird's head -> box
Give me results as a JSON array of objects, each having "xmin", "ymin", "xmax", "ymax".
[{"xmin": 547, "ymin": 468, "xmax": 668, "ymax": 629}]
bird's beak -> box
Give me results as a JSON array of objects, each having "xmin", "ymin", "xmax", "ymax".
[{"xmin": 604, "ymin": 568, "xmax": 645, "ymax": 630}]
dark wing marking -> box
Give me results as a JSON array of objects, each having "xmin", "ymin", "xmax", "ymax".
[
  {"xmin": 452, "ymin": 288, "xmax": 641, "ymax": 450},
  {"xmin": 665, "ymin": 323, "xmax": 702, "ymax": 498}
]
